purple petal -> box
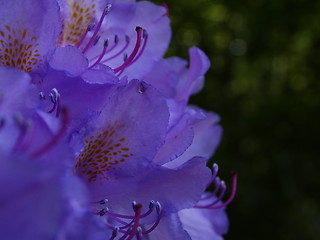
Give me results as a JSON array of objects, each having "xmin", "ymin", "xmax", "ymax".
[
  {"xmin": 0, "ymin": 67, "xmax": 37, "ymax": 117},
  {"xmin": 176, "ymin": 47, "xmax": 210, "ymax": 101},
  {"xmin": 0, "ymin": 0, "xmax": 61, "ymax": 71},
  {"xmin": 142, "ymin": 58, "xmax": 180, "ymax": 98},
  {"xmin": 49, "ymin": 46, "xmax": 88, "ymax": 76}
]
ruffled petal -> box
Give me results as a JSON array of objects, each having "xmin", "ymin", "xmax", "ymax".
[
  {"xmin": 165, "ymin": 108, "xmax": 222, "ymax": 168},
  {"xmin": 49, "ymin": 46, "xmax": 88, "ymax": 76},
  {"xmin": 176, "ymin": 47, "xmax": 210, "ymax": 101}
]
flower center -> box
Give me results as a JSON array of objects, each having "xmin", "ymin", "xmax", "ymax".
[
  {"xmin": 0, "ymin": 26, "xmax": 42, "ymax": 72},
  {"xmin": 74, "ymin": 121, "xmax": 133, "ymax": 183}
]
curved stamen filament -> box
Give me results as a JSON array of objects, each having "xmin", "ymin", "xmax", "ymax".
[
  {"xmin": 207, "ymin": 182, "xmax": 227, "ymax": 206},
  {"xmin": 200, "ymin": 177, "xmax": 221, "ymax": 201},
  {"xmin": 101, "ymin": 35, "xmax": 130, "ymax": 64},
  {"xmin": 142, "ymin": 202, "xmax": 162, "ymax": 235},
  {"xmin": 126, "ymin": 204, "xmax": 142, "ymax": 240},
  {"xmin": 114, "ymin": 27, "xmax": 143, "ymax": 73},
  {"xmin": 82, "ymin": 5, "xmax": 111, "ymax": 54},
  {"xmin": 89, "ymin": 35, "xmax": 119, "ymax": 62},
  {"xmin": 88, "ymin": 40, "xmax": 109, "ymax": 69},
  {"xmin": 114, "ymin": 29, "xmax": 147, "ymax": 77},
  {"xmin": 194, "ymin": 163, "xmax": 237, "ymax": 209},
  {"xmin": 48, "ymin": 88, "xmax": 61, "ymax": 117},
  {"xmin": 109, "ymin": 227, "xmax": 119, "ymax": 240},
  {"xmin": 209, "ymin": 171, "xmax": 237, "ymax": 209},
  {"xmin": 118, "ymin": 228, "xmax": 131, "ymax": 240},
  {"xmin": 206, "ymin": 163, "xmax": 219, "ymax": 188},
  {"xmin": 128, "ymin": 30, "xmax": 148, "ymax": 66},
  {"xmin": 77, "ymin": 23, "xmax": 95, "ymax": 48}
]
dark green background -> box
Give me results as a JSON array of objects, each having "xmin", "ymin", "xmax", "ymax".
[{"xmin": 152, "ymin": 0, "xmax": 320, "ymax": 239}]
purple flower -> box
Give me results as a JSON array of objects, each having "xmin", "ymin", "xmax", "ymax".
[{"xmin": 0, "ymin": 0, "xmax": 237, "ymax": 239}]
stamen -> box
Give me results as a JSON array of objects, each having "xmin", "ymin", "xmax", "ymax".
[
  {"xmin": 88, "ymin": 39, "xmax": 109, "ymax": 69},
  {"xmin": 142, "ymin": 202, "xmax": 162, "ymax": 235},
  {"xmin": 82, "ymin": 4, "xmax": 112, "ymax": 54},
  {"xmin": 93, "ymin": 35, "xmax": 101, "ymax": 46},
  {"xmin": 39, "ymin": 92, "xmax": 45, "ymax": 100},
  {"xmin": 30, "ymin": 107, "xmax": 69, "ymax": 159},
  {"xmin": 208, "ymin": 181, "xmax": 227, "ymax": 206},
  {"xmin": 140, "ymin": 200, "xmax": 155, "ymax": 218},
  {"xmin": 136, "ymin": 227, "xmax": 143, "ymax": 240},
  {"xmin": 138, "ymin": 83, "xmax": 147, "ymax": 94},
  {"xmin": 129, "ymin": 29, "xmax": 148, "ymax": 66},
  {"xmin": 100, "ymin": 199, "xmax": 108, "ymax": 205},
  {"xmin": 155, "ymin": 201, "xmax": 162, "ymax": 215},
  {"xmin": 109, "ymin": 227, "xmax": 119, "ymax": 240},
  {"xmin": 114, "ymin": 27, "xmax": 143, "ymax": 73},
  {"xmin": 76, "ymin": 23, "xmax": 95, "ymax": 48},
  {"xmin": 89, "ymin": 35, "xmax": 119, "ymax": 62},
  {"xmin": 97, "ymin": 200, "xmax": 163, "ymax": 239},
  {"xmin": 123, "ymin": 53, "xmax": 128, "ymax": 62},
  {"xmin": 48, "ymin": 88, "xmax": 61, "ymax": 117},
  {"xmin": 101, "ymin": 35, "xmax": 130, "ymax": 64},
  {"xmin": 118, "ymin": 228, "xmax": 131, "ymax": 240},
  {"xmin": 98, "ymin": 207, "xmax": 109, "ymax": 216},
  {"xmin": 206, "ymin": 163, "xmax": 219, "ymax": 188},
  {"xmin": 126, "ymin": 204, "xmax": 142, "ymax": 240},
  {"xmin": 201, "ymin": 177, "xmax": 221, "ymax": 201},
  {"xmin": 195, "ymin": 171, "xmax": 238, "ymax": 209},
  {"xmin": 209, "ymin": 171, "xmax": 237, "ymax": 209},
  {"xmin": 132, "ymin": 201, "xmax": 138, "ymax": 212}
]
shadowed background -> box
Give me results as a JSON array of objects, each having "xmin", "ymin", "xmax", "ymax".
[{"xmin": 152, "ymin": 0, "xmax": 320, "ymax": 239}]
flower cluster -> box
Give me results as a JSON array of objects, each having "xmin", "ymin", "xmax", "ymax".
[{"xmin": 0, "ymin": 0, "xmax": 237, "ymax": 239}]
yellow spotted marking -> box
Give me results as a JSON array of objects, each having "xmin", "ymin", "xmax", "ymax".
[
  {"xmin": 74, "ymin": 121, "xmax": 133, "ymax": 183},
  {"xmin": 59, "ymin": 0, "xmax": 97, "ymax": 46},
  {"xmin": 0, "ymin": 26, "xmax": 42, "ymax": 72}
]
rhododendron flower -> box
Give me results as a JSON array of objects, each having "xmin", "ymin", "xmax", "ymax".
[{"xmin": 0, "ymin": 0, "xmax": 237, "ymax": 239}]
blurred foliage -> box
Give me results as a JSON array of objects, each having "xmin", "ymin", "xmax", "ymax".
[{"xmin": 151, "ymin": 0, "xmax": 320, "ymax": 239}]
